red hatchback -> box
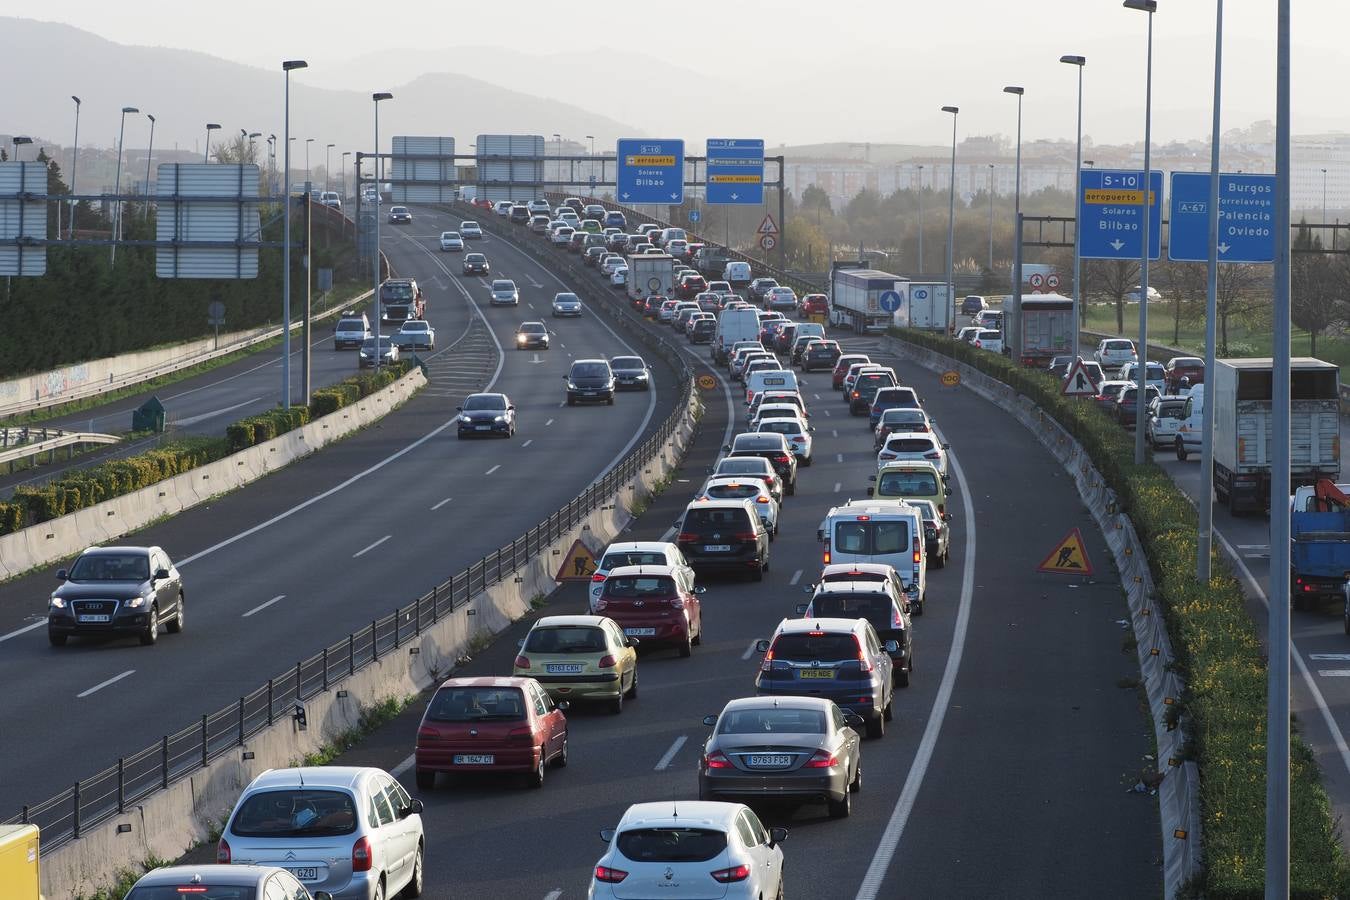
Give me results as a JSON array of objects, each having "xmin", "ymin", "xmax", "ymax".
[
  {"xmin": 415, "ymin": 676, "xmax": 568, "ymax": 789},
  {"xmin": 800, "ymin": 294, "xmax": 829, "ymax": 318},
  {"xmin": 592, "ymin": 565, "xmax": 704, "ymax": 657},
  {"xmin": 833, "ymin": 354, "xmax": 871, "ymax": 390}
]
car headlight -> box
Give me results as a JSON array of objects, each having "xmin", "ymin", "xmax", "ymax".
[
  {"xmin": 493, "ymin": 415, "xmax": 506, "ymax": 423},
  {"xmin": 49, "ymin": 597, "xmax": 65, "ymax": 609},
  {"xmin": 517, "ymin": 334, "xmax": 527, "ymax": 342},
  {"xmin": 459, "ymin": 415, "xmax": 472, "ymax": 423},
  {"xmin": 126, "ymin": 596, "xmax": 146, "ymax": 609},
  {"xmin": 359, "ymin": 352, "xmax": 370, "ymax": 358},
  {"xmin": 567, "ymin": 382, "xmax": 578, "ymax": 390}
]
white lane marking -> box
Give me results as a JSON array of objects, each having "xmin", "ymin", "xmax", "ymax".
[
  {"xmin": 558, "ymin": 400, "xmax": 566, "ymax": 408},
  {"xmin": 855, "ymin": 442, "xmax": 977, "ymax": 900},
  {"xmin": 834, "ymin": 482, "xmax": 842, "ymax": 493},
  {"xmin": 78, "ymin": 669, "xmax": 135, "ymax": 699},
  {"xmin": 545, "ymin": 418, "xmax": 554, "ymax": 427},
  {"xmin": 0, "ymin": 621, "xmax": 45, "ymax": 644},
  {"xmin": 485, "ymin": 464, "xmax": 501, "ymax": 475},
  {"xmin": 431, "ymin": 497, "xmax": 453, "ymax": 511},
  {"xmin": 836, "ymin": 453, "xmax": 844, "ymax": 464},
  {"xmin": 814, "ymin": 393, "xmax": 821, "ymax": 400},
  {"xmin": 242, "ymin": 595, "xmax": 286, "ymax": 618},
  {"xmin": 832, "ymin": 429, "xmax": 839, "ymax": 438},
  {"xmin": 1319, "ymin": 670, "xmax": 1350, "ymax": 677},
  {"xmin": 824, "ymin": 409, "xmax": 832, "ymax": 417},
  {"xmin": 1213, "ymin": 529, "xmax": 1350, "ymax": 784},
  {"xmin": 741, "ymin": 639, "xmax": 759, "ymax": 660},
  {"xmin": 353, "ymin": 535, "xmax": 392, "ymax": 558},
  {"xmin": 654, "ymin": 735, "xmax": 688, "ymax": 770},
  {"xmin": 789, "ymin": 569, "xmax": 803, "ymax": 586},
  {"xmin": 543, "ymin": 891, "xmax": 562, "ymax": 900},
  {"xmin": 391, "ymin": 752, "xmax": 415, "ymax": 779},
  {"xmin": 521, "ymin": 439, "xmax": 533, "ymax": 448},
  {"xmin": 174, "ymin": 395, "xmax": 266, "ymax": 428},
  {"xmin": 1310, "ymin": 653, "xmax": 1350, "ymax": 660}
]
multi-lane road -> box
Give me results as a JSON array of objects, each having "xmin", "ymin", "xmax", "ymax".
[
  {"xmin": 195, "ymin": 214, "xmax": 1160, "ymax": 898},
  {"xmin": 0, "ymin": 209, "xmax": 679, "ymax": 813}
]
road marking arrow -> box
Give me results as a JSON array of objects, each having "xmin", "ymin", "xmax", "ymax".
[
  {"xmin": 530, "ymin": 354, "xmax": 545, "ymax": 365},
  {"xmin": 1217, "ymin": 243, "xmax": 1230, "ymax": 254},
  {"xmin": 1110, "ymin": 240, "xmax": 1126, "ymax": 251}
]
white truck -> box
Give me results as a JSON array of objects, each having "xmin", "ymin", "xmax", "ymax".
[
  {"xmin": 1211, "ymin": 358, "xmax": 1341, "ymax": 515},
  {"xmin": 897, "ymin": 282, "xmax": 950, "ymax": 332},
  {"xmin": 626, "ymin": 252, "xmax": 676, "ymax": 304},
  {"xmin": 829, "ymin": 262, "xmax": 903, "ymax": 333}
]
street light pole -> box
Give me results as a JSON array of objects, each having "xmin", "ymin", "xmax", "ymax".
[
  {"xmin": 1199, "ymin": 0, "xmax": 1224, "ymax": 583},
  {"xmin": 281, "ymin": 59, "xmax": 308, "ymax": 410},
  {"xmin": 305, "ymin": 138, "xmax": 314, "ymax": 188},
  {"xmin": 1061, "ymin": 55, "xmax": 1086, "ymax": 361},
  {"xmin": 917, "ymin": 164, "xmax": 924, "ymax": 273},
  {"xmin": 142, "ymin": 114, "xmax": 156, "ymax": 220},
  {"xmin": 586, "ymin": 134, "xmax": 595, "ymax": 191},
  {"xmin": 552, "ymin": 133, "xmax": 561, "ymax": 195},
  {"xmin": 942, "ymin": 106, "xmax": 959, "ymax": 332},
  {"xmin": 10, "ymin": 137, "xmax": 31, "ymax": 162},
  {"xmin": 372, "ymin": 92, "xmax": 393, "ymax": 375},
  {"xmin": 987, "ymin": 163, "xmax": 995, "ymax": 272},
  {"xmin": 69, "ymin": 96, "xmax": 81, "ymax": 239},
  {"xmin": 342, "ymin": 151, "xmax": 351, "ymax": 198},
  {"xmin": 1004, "ymin": 86, "xmax": 1024, "ymax": 360},
  {"xmin": 111, "ymin": 106, "xmax": 139, "ymax": 266},
  {"xmin": 326, "ymin": 143, "xmax": 335, "ymax": 192},
  {"xmin": 1124, "ymin": 0, "xmax": 1157, "ymax": 464},
  {"xmin": 248, "ymin": 132, "xmax": 261, "ymax": 163},
  {"xmin": 204, "ymin": 123, "xmax": 220, "ymax": 163},
  {"xmin": 267, "ymin": 135, "xmax": 276, "ymax": 194},
  {"xmin": 1322, "ymin": 168, "xmax": 1328, "ymax": 225}
]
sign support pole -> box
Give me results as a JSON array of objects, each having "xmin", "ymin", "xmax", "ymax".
[
  {"xmin": 1198, "ymin": 0, "xmax": 1224, "ymax": 583},
  {"xmin": 303, "ymin": 191, "xmax": 313, "ymax": 402},
  {"xmin": 778, "ymin": 156, "xmax": 786, "ymax": 272}
]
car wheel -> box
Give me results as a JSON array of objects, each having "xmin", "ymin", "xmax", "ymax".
[
  {"xmin": 883, "ymin": 695, "xmax": 895, "ymax": 721},
  {"xmin": 626, "ymin": 669, "xmax": 639, "ymax": 699},
  {"xmin": 139, "ymin": 604, "xmax": 159, "ymax": 646},
  {"xmin": 48, "ymin": 630, "xmax": 66, "ymax": 647},
  {"xmin": 692, "ymin": 622, "xmax": 702, "ymax": 646},
  {"xmin": 850, "ymin": 761, "xmax": 863, "ymax": 793},
  {"xmin": 166, "ymin": 593, "xmax": 184, "ymax": 634},
  {"xmin": 752, "ymin": 563, "xmax": 764, "ymax": 583},
  {"xmin": 402, "ymin": 844, "xmax": 424, "ymax": 898},
  {"xmin": 415, "ymin": 768, "xmax": 435, "ymax": 790},
  {"xmin": 827, "ymin": 786, "xmax": 852, "ymax": 819},
  {"xmin": 607, "ymin": 396, "xmax": 615, "ymax": 406},
  {"xmin": 786, "ymin": 480, "xmax": 796, "ymax": 496},
  {"xmin": 932, "ymin": 551, "xmax": 945, "ymax": 570},
  {"xmin": 896, "ymin": 662, "xmax": 911, "ymax": 688},
  {"xmin": 1176, "ymin": 439, "xmax": 1189, "ymax": 462},
  {"xmin": 610, "ymin": 686, "xmax": 625, "ymax": 715},
  {"xmin": 372, "ymin": 877, "xmax": 385, "ymax": 900},
  {"xmin": 679, "ymin": 632, "xmax": 693, "ymax": 658},
  {"xmin": 802, "ymin": 454, "xmax": 812, "ymax": 467},
  {"xmin": 866, "ymin": 713, "xmax": 885, "ymax": 740},
  {"xmin": 527, "ymin": 750, "xmax": 546, "ymax": 789},
  {"xmin": 567, "ymin": 397, "xmax": 576, "ymax": 407},
  {"xmin": 554, "ymin": 736, "xmax": 569, "ymax": 768}
]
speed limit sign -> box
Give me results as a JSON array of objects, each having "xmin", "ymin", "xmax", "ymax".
[{"xmin": 760, "ymin": 234, "xmax": 777, "ymax": 252}]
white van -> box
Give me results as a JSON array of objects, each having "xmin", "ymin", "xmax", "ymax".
[
  {"xmin": 714, "ymin": 307, "xmax": 762, "ymax": 364},
  {"xmin": 1173, "ymin": 384, "xmax": 1205, "ymax": 460},
  {"xmin": 817, "ymin": 501, "xmax": 927, "ymax": 613},
  {"xmin": 746, "ymin": 369, "xmax": 800, "ymax": 408},
  {"xmin": 658, "ymin": 227, "xmax": 687, "ymax": 248},
  {"xmin": 723, "ymin": 261, "xmax": 753, "ymax": 287}
]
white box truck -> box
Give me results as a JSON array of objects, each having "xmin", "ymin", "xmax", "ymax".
[
  {"xmin": 1211, "ymin": 358, "xmax": 1341, "ymax": 515},
  {"xmin": 627, "ymin": 253, "xmax": 676, "ymax": 304},
  {"xmin": 900, "ymin": 282, "xmax": 951, "ymax": 332},
  {"xmin": 829, "ymin": 262, "xmax": 903, "ymax": 333}
]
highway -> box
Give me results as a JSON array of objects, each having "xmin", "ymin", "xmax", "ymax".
[
  {"xmin": 0, "ymin": 210, "xmax": 679, "ymax": 815},
  {"xmin": 241, "ymin": 216, "xmax": 1163, "ymax": 898}
]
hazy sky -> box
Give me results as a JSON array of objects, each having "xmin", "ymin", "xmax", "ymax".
[{"xmin": 20, "ymin": 0, "xmax": 1350, "ymax": 147}]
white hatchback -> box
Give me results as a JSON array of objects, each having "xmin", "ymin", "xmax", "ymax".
[
  {"xmin": 588, "ymin": 801, "xmax": 786, "ymax": 900},
  {"xmin": 695, "ymin": 477, "xmax": 780, "ymax": 537},
  {"xmin": 877, "ymin": 433, "xmax": 950, "ymax": 478},
  {"xmin": 438, "ymin": 231, "xmax": 463, "ymax": 252},
  {"xmin": 1094, "ymin": 338, "xmax": 1138, "ymax": 369},
  {"xmin": 589, "ymin": 541, "xmax": 695, "ymax": 614},
  {"xmin": 756, "ymin": 416, "xmax": 814, "ymax": 465}
]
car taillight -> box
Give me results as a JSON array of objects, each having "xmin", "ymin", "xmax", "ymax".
[
  {"xmin": 593, "ymin": 598, "xmax": 608, "ymax": 611},
  {"xmin": 216, "ymin": 838, "xmax": 231, "ymax": 864},
  {"xmin": 760, "ymin": 647, "xmax": 775, "ymax": 672},
  {"xmin": 733, "ymin": 531, "xmax": 759, "ymax": 542},
  {"xmin": 507, "ymin": 725, "xmax": 534, "ymax": 742},
  {"xmin": 599, "ymin": 654, "xmax": 617, "ymax": 668},
  {"xmin": 880, "ymin": 452, "xmax": 896, "ymax": 460},
  {"xmin": 591, "ymin": 573, "xmax": 606, "ymax": 583},
  {"xmin": 852, "ymin": 390, "xmax": 860, "ymax": 398},
  {"xmin": 913, "ymin": 536, "xmax": 922, "ymax": 564},
  {"xmin": 855, "ymin": 637, "xmax": 873, "ymax": 673},
  {"xmin": 514, "ymin": 655, "xmax": 531, "ymax": 669},
  {"xmin": 804, "ymin": 749, "xmax": 839, "ymax": 768},
  {"xmin": 757, "ymin": 496, "xmax": 770, "ymax": 503},
  {"xmin": 924, "ymin": 451, "xmax": 942, "ymax": 460},
  {"xmin": 823, "ymin": 543, "xmax": 831, "ymax": 565},
  {"xmin": 711, "ymin": 865, "xmax": 752, "ymax": 884},
  {"xmin": 417, "ymin": 726, "xmax": 441, "ymax": 742},
  {"xmin": 677, "ymin": 531, "xmax": 699, "ymax": 542},
  {"xmin": 773, "ymin": 454, "xmax": 790, "ymax": 464},
  {"xmin": 974, "ymin": 341, "xmax": 983, "ymax": 348},
  {"xmin": 595, "ymin": 865, "xmax": 629, "ymax": 884},
  {"xmin": 894, "ymin": 604, "xmax": 905, "ymax": 627},
  {"xmin": 669, "ymin": 594, "xmax": 685, "ymax": 609},
  {"xmin": 352, "ymin": 836, "xmax": 372, "ymax": 873},
  {"xmin": 704, "ymin": 750, "xmax": 734, "ymax": 769}
]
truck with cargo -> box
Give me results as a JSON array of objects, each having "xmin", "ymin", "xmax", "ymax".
[
  {"xmin": 898, "ymin": 282, "xmax": 950, "ymax": 332},
  {"xmin": 379, "ymin": 278, "xmax": 426, "ymax": 324},
  {"xmin": 1212, "ymin": 358, "xmax": 1341, "ymax": 515},
  {"xmin": 0, "ymin": 824, "xmax": 39, "ymax": 900},
  {"xmin": 1015, "ymin": 293, "xmax": 1075, "ymax": 367},
  {"xmin": 626, "ymin": 252, "xmax": 676, "ymax": 304},
  {"xmin": 829, "ymin": 262, "xmax": 903, "ymax": 333},
  {"xmin": 694, "ymin": 245, "xmax": 733, "ymax": 277},
  {"xmin": 1290, "ymin": 480, "xmax": 1350, "ymax": 608}
]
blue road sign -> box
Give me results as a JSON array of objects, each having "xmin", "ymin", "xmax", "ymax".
[
  {"xmin": 706, "ymin": 139, "xmax": 765, "ymax": 205},
  {"xmin": 1078, "ymin": 169, "xmax": 1163, "ymax": 260},
  {"xmin": 616, "ymin": 139, "xmax": 685, "ymax": 204},
  {"xmin": 1167, "ymin": 172, "xmax": 1276, "ymax": 264},
  {"xmin": 879, "ymin": 289, "xmax": 902, "ymax": 313},
  {"xmin": 689, "ymin": 209, "xmax": 701, "ymax": 223}
]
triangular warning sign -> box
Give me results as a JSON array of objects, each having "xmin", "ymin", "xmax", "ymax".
[
  {"xmin": 555, "ymin": 539, "xmax": 599, "ymax": 582},
  {"xmin": 1062, "ymin": 358, "xmax": 1100, "ymax": 397},
  {"xmin": 757, "ymin": 214, "xmax": 779, "ymax": 235},
  {"xmin": 1037, "ymin": 528, "xmax": 1094, "ymax": 575}
]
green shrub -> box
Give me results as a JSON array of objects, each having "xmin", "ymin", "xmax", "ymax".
[
  {"xmin": 309, "ymin": 389, "xmax": 344, "ymax": 417},
  {"xmin": 12, "ymin": 486, "xmax": 66, "ymax": 523},
  {"xmin": 0, "ymin": 500, "xmax": 23, "ymax": 534},
  {"xmin": 891, "ymin": 327, "xmax": 1350, "ymax": 897}
]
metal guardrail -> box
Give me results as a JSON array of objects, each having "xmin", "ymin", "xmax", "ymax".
[
  {"xmin": 9, "ymin": 226, "xmax": 696, "ymax": 855},
  {"xmin": 0, "ymin": 430, "xmax": 121, "ymax": 469}
]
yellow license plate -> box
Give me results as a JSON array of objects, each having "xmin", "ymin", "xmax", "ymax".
[{"xmin": 799, "ymin": 670, "xmax": 835, "ymax": 679}]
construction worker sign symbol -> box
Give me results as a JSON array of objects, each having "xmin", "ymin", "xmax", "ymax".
[
  {"xmin": 556, "ymin": 539, "xmax": 598, "ymax": 582},
  {"xmin": 1037, "ymin": 528, "xmax": 1094, "ymax": 575}
]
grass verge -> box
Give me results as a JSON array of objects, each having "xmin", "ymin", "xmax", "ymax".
[{"xmin": 300, "ymin": 694, "xmax": 418, "ymax": 768}]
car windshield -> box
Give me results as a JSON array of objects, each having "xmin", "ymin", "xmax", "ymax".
[
  {"xmin": 810, "ymin": 593, "xmax": 896, "ymax": 630},
  {"xmin": 492, "ymin": 281, "xmax": 515, "ymax": 291},
  {"xmin": 833, "ymin": 520, "xmax": 909, "ymax": 554},
  {"xmin": 337, "ymin": 319, "xmax": 365, "ymax": 331},
  {"xmin": 463, "ymin": 395, "xmax": 507, "ymax": 411},
  {"xmin": 571, "ymin": 363, "xmax": 610, "ymax": 378},
  {"xmin": 877, "ymin": 471, "xmax": 939, "ymax": 496},
  {"xmin": 885, "ymin": 438, "xmax": 936, "ymax": 453},
  {"xmin": 611, "ymin": 357, "xmax": 645, "ymax": 370},
  {"xmin": 426, "ymin": 686, "xmax": 526, "ymax": 722},
  {"xmin": 461, "ymin": 222, "xmax": 478, "ymax": 229},
  {"xmin": 759, "ymin": 421, "xmax": 802, "ymax": 435},
  {"xmin": 230, "ymin": 788, "xmax": 358, "ymax": 837},
  {"xmin": 706, "ymin": 483, "xmax": 760, "ymax": 499},
  {"xmin": 524, "ymin": 625, "xmax": 607, "ymax": 653},
  {"xmin": 685, "ymin": 507, "xmax": 752, "ymax": 530},
  {"xmin": 401, "ymin": 322, "xmax": 428, "ymax": 332},
  {"xmin": 443, "ymin": 232, "xmax": 460, "ymax": 239},
  {"xmin": 617, "ymin": 827, "xmax": 727, "ymax": 863},
  {"xmin": 882, "ymin": 410, "xmax": 926, "ymax": 425},
  {"xmin": 555, "ymin": 294, "xmax": 579, "ymax": 303},
  {"xmin": 391, "ymin": 207, "xmax": 408, "ymax": 214},
  {"xmin": 1158, "ymin": 402, "xmax": 1187, "ymax": 418},
  {"xmin": 604, "ymin": 576, "xmax": 674, "ymax": 597},
  {"xmin": 381, "ymin": 283, "xmax": 414, "ymax": 300},
  {"xmin": 600, "ymin": 551, "xmax": 666, "ymax": 569},
  {"xmin": 908, "ymin": 500, "xmax": 939, "ymax": 521},
  {"xmin": 126, "ymin": 889, "xmax": 254, "ymax": 900},
  {"xmin": 771, "ymin": 632, "xmax": 858, "ymax": 663},
  {"xmin": 69, "ymin": 552, "xmax": 149, "ymax": 581},
  {"xmin": 716, "ymin": 459, "xmax": 771, "ymax": 475},
  {"xmin": 719, "ymin": 706, "xmax": 826, "ymax": 734},
  {"xmin": 360, "ymin": 338, "xmax": 392, "ymax": 351},
  {"xmin": 520, "ymin": 324, "xmax": 546, "ymax": 334}
]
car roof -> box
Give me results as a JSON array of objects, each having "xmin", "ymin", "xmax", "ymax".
[
  {"xmin": 81, "ymin": 545, "xmax": 156, "ymax": 556},
  {"xmin": 618, "ymin": 800, "xmax": 742, "ymax": 830},
  {"xmin": 247, "ymin": 766, "xmax": 375, "ymax": 792},
  {"xmin": 720, "ymin": 695, "xmax": 837, "ymax": 713},
  {"xmin": 821, "ymin": 562, "xmax": 898, "ymax": 577},
  {"xmin": 876, "ymin": 460, "xmax": 943, "ymax": 475},
  {"xmin": 605, "ymin": 564, "xmax": 677, "ymax": 578},
  {"xmin": 687, "ymin": 498, "xmax": 755, "ymax": 511},
  {"xmin": 832, "ymin": 500, "xmax": 922, "ymax": 518},
  {"xmin": 774, "ymin": 616, "xmax": 868, "ymax": 635},
  {"xmin": 435, "ymin": 675, "xmax": 535, "ymax": 690},
  {"xmin": 131, "ymin": 865, "xmax": 278, "ymax": 888},
  {"xmin": 813, "ymin": 581, "xmax": 895, "ymax": 597},
  {"xmin": 533, "ymin": 614, "xmax": 609, "ymax": 628},
  {"xmin": 601, "ymin": 541, "xmax": 676, "ymax": 555}
]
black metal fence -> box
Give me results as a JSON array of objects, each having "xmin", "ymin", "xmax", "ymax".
[{"xmin": 9, "ymin": 221, "xmax": 696, "ymax": 855}]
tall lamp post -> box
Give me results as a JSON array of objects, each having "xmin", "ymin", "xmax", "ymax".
[
  {"xmin": 342, "ymin": 151, "xmax": 352, "ymax": 197},
  {"xmin": 281, "ymin": 59, "xmax": 308, "ymax": 409},
  {"xmin": 1124, "ymin": 0, "xmax": 1156, "ymax": 465},
  {"xmin": 305, "ymin": 138, "xmax": 314, "ymax": 188},
  {"xmin": 941, "ymin": 106, "xmax": 959, "ymax": 340},
  {"xmin": 248, "ymin": 132, "xmax": 261, "ymax": 163},
  {"xmin": 987, "ymin": 163, "xmax": 995, "ymax": 271},
  {"xmin": 1004, "ymin": 86, "xmax": 1024, "ymax": 360},
  {"xmin": 10, "ymin": 136, "xmax": 31, "ymax": 162},
  {"xmin": 916, "ymin": 164, "xmax": 924, "ymax": 273},
  {"xmin": 1061, "ymin": 54, "xmax": 1086, "ymax": 360},
  {"xmin": 111, "ymin": 106, "xmax": 139, "ymax": 266},
  {"xmin": 267, "ymin": 135, "xmax": 276, "ymax": 194},
  {"xmin": 142, "ymin": 114, "xmax": 156, "ymax": 220},
  {"xmin": 1322, "ymin": 168, "xmax": 1328, "ymax": 224},
  {"xmin": 372, "ymin": 92, "xmax": 394, "ymax": 373},
  {"xmin": 204, "ymin": 123, "xmax": 220, "ymax": 163},
  {"xmin": 69, "ymin": 96, "xmax": 81, "ymax": 239},
  {"xmin": 552, "ymin": 133, "xmax": 561, "ymax": 195},
  {"xmin": 326, "ymin": 143, "xmax": 335, "ymax": 192},
  {"xmin": 586, "ymin": 134, "xmax": 595, "ymax": 190}
]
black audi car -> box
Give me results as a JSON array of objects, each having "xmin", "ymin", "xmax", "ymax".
[
  {"xmin": 516, "ymin": 321, "xmax": 550, "ymax": 350},
  {"xmin": 47, "ymin": 546, "xmax": 185, "ymax": 646},
  {"xmin": 609, "ymin": 355, "xmax": 652, "ymax": 391},
  {"xmin": 456, "ymin": 392, "xmax": 516, "ymax": 439}
]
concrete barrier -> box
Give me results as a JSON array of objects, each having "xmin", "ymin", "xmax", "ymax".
[
  {"xmin": 881, "ymin": 334, "xmax": 1200, "ymax": 899},
  {"xmin": 39, "ymin": 383, "xmax": 700, "ymax": 899},
  {"xmin": 0, "ymin": 368, "xmax": 426, "ymax": 581}
]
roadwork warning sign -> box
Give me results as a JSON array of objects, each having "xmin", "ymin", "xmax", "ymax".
[
  {"xmin": 1037, "ymin": 528, "xmax": 1094, "ymax": 575},
  {"xmin": 556, "ymin": 539, "xmax": 599, "ymax": 582}
]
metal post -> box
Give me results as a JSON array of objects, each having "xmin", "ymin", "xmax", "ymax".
[
  {"xmin": 1267, "ymin": 0, "xmax": 1292, "ymax": 893},
  {"xmin": 917, "ymin": 165, "xmax": 924, "ymax": 274},
  {"xmin": 303, "ymin": 191, "xmax": 312, "ymax": 401},
  {"xmin": 111, "ymin": 106, "xmax": 137, "ymax": 266},
  {"xmin": 1061, "ymin": 56, "xmax": 1086, "ymax": 361},
  {"xmin": 142, "ymin": 114, "xmax": 155, "ymax": 221},
  {"xmin": 322, "ymin": 648, "xmax": 329, "ymax": 691},
  {"xmin": 348, "ymin": 632, "xmax": 355, "ymax": 675},
  {"xmin": 69, "ymin": 96, "xmax": 80, "ymax": 239},
  {"xmin": 1005, "ymin": 87, "xmax": 1024, "ymax": 361},
  {"xmin": 295, "ymin": 661, "xmax": 302, "ymax": 700},
  {"xmin": 117, "ymin": 758, "xmax": 125, "ymax": 813},
  {"xmin": 1199, "ymin": 0, "xmax": 1224, "ymax": 583},
  {"xmin": 942, "ymin": 106, "xmax": 959, "ymax": 348},
  {"xmin": 282, "ymin": 60, "xmax": 307, "ymax": 410},
  {"xmin": 161, "ymin": 735, "xmax": 169, "ymax": 788},
  {"xmin": 73, "ymin": 782, "xmax": 81, "ymax": 838},
  {"xmin": 988, "ymin": 164, "xmax": 995, "ymax": 272},
  {"xmin": 326, "ymin": 143, "xmax": 334, "ymax": 192},
  {"xmin": 238, "ymin": 697, "xmax": 245, "ymax": 744},
  {"xmin": 1128, "ymin": 2, "xmax": 1156, "ymax": 464},
  {"xmin": 1014, "ymin": 213, "xmax": 1024, "ymax": 361},
  {"xmin": 267, "ymin": 678, "xmax": 274, "ymax": 725},
  {"xmin": 201, "ymin": 714, "xmax": 209, "ymax": 767}
]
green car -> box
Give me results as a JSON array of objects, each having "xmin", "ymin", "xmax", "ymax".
[
  {"xmin": 513, "ymin": 615, "xmax": 639, "ymax": 713},
  {"xmin": 579, "ymin": 219, "xmax": 603, "ymax": 234}
]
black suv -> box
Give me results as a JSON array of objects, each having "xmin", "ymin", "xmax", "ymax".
[
  {"xmin": 726, "ymin": 432, "xmax": 798, "ymax": 496},
  {"xmin": 566, "ymin": 359, "xmax": 616, "ymax": 406},
  {"xmin": 48, "ymin": 545, "xmax": 185, "ymax": 646},
  {"xmin": 801, "ymin": 340, "xmax": 841, "ymax": 372},
  {"xmin": 676, "ymin": 499, "xmax": 770, "ymax": 581},
  {"xmin": 797, "ymin": 582, "xmax": 913, "ymax": 687}
]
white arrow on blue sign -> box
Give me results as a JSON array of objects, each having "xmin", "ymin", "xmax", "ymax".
[
  {"xmin": 879, "ymin": 290, "xmax": 902, "ymax": 313},
  {"xmin": 1167, "ymin": 172, "xmax": 1276, "ymax": 264},
  {"xmin": 1078, "ymin": 169, "xmax": 1163, "ymax": 261},
  {"xmin": 616, "ymin": 139, "xmax": 685, "ymax": 204}
]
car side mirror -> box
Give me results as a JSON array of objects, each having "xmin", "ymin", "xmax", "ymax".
[
  {"xmin": 754, "ymin": 639, "xmax": 771, "ymax": 653},
  {"xmin": 455, "ymin": 407, "xmax": 462, "ymax": 412},
  {"xmin": 794, "ymin": 603, "xmax": 808, "ymax": 615},
  {"xmin": 942, "ymin": 443, "xmax": 951, "ymax": 450},
  {"xmin": 843, "ymin": 713, "xmax": 866, "ymax": 729},
  {"xmin": 945, "ymin": 488, "xmax": 953, "ymax": 496},
  {"xmin": 883, "ymin": 639, "xmax": 900, "ymax": 653},
  {"xmin": 400, "ymin": 798, "xmax": 425, "ymax": 818},
  {"xmin": 625, "ymin": 637, "xmax": 639, "ymax": 647},
  {"xmin": 769, "ymin": 826, "xmax": 789, "ymax": 847},
  {"xmin": 695, "ymin": 586, "xmax": 707, "ymax": 594},
  {"xmin": 153, "ymin": 568, "xmax": 170, "ymax": 581},
  {"xmin": 56, "ymin": 569, "xmax": 68, "ymax": 581},
  {"xmin": 865, "ymin": 488, "xmax": 874, "ymax": 497},
  {"xmin": 944, "ymin": 513, "xmax": 953, "ymax": 522},
  {"xmin": 600, "ymin": 828, "xmax": 616, "ymax": 843},
  {"xmin": 867, "ymin": 474, "xmax": 877, "ymax": 482},
  {"xmin": 702, "ymin": 714, "xmax": 719, "ymax": 727}
]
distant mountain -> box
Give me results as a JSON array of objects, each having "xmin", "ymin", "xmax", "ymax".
[{"xmin": 0, "ymin": 18, "xmax": 639, "ymax": 174}]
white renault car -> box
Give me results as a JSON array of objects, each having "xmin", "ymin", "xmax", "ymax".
[
  {"xmin": 588, "ymin": 801, "xmax": 786, "ymax": 900},
  {"xmin": 589, "ymin": 541, "xmax": 695, "ymax": 614}
]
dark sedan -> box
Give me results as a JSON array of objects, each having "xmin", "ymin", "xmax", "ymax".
[
  {"xmin": 462, "ymin": 252, "xmax": 490, "ymax": 275},
  {"xmin": 610, "ymin": 355, "xmax": 653, "ymax": 391},
  {"xmin": 699, "ymin": 696, "xmax": 863, "ymax": 819},
  {"xmin": 516, "ymin": 321, "xmax": 550, "ymax": 350},
  {"xmin": 387, "ymin": 206, "xmax": 412, "ymax": 224},
  {"xmin": 1114, "ymin": 384, "xmax": 1162, "ymax": 428},
  {"xmin": 800, "ymin": 340, "xmax": 841, "ymax": 372},
  {"xmin": 457, "ymin": 392, "xmax": 516, "ymax": 438},
  {"xmin": 48, "ymin": 545, "xmax": 185, "ymax": 646}
]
